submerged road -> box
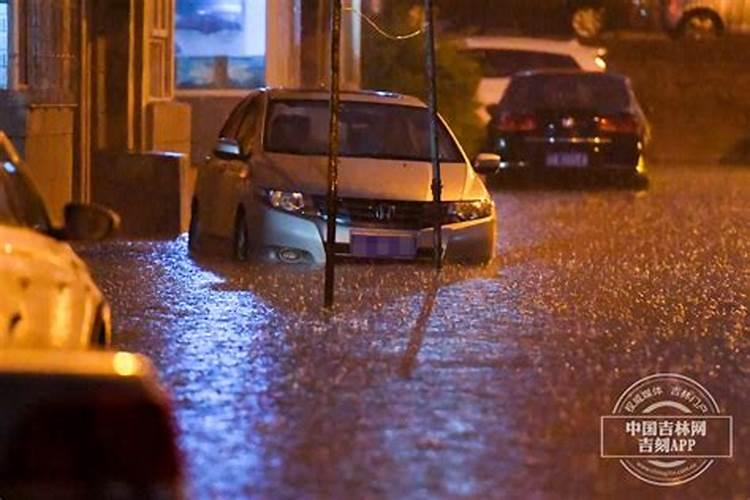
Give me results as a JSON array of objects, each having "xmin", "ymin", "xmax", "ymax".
[{"xmin": 79, "ymin": 165, "xmax": 750, "ymax": 499}]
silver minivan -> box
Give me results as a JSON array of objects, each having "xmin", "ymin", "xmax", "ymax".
[
  {"xmin": 189, "ymin": 88, "xmax": 497, "ymax": 264},
  {"xmin": 664, "ymin": 0, "xmax": 750, "ymax": 38}
]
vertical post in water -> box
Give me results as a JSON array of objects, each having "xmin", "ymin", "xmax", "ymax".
[
  {"xmin": 324, "ymin": 0, "xmax": 342, "ymax": 309},
  {"xmin": 424, "ymin": 0, "xmax": 443, "ymax": 269}
]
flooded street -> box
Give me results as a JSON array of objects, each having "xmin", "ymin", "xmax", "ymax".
[{"xmin": 79, "ymin": 165, "xmax": 750, "ymax": 499}]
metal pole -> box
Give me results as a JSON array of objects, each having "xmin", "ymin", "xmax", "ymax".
[
  {"xmin": 324, "ymin": 0, "xmax": 342, "ymax": 309},
  {"xmin": 424, "ymin": 0, "xmax": 443, "ymax": 269}
]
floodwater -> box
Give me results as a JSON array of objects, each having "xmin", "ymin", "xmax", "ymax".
[{"xmin": 79, "ymin": 165, "xmax": 750, "ymax": 499}]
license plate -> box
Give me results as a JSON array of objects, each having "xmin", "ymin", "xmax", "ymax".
[
  {"xmin": 546, "ymin": 152, "xmax": 589, "ymax": 168},
  {"xmin": 350, "ymin": 231, "xmax": 417, "ymax": 259}
]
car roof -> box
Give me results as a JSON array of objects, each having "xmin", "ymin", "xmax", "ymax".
[
  {"xmin": 512, "ymin": 69, "xmax": 628, "ymax": 81},
  {"xmin": 0, "ymin": 350, "xmax": 156, "ymax": 379},
  {"xmin": 463, "ymin": 35, "xmax": 598, "ymax": 55},
  {"xmin": 263, "ymin": 87, "xmax": 427, "ymax": 108}
]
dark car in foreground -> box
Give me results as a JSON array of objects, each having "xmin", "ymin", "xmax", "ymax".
[
  {"xmin": 480, "ymin": 70, "xmax": 649, "ymax": 187},
  {"xmin": 0, "ymin": 350, "xmax": 185, "ymax": 499}
]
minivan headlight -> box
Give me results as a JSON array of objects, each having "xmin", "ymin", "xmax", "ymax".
[
  {"xmin": 446, "ymin": 200, "xmax": 493, "ymax": 222},
  {"xmin": 267, "ymin": 190, "xmax": 308, "ymax": 214}
]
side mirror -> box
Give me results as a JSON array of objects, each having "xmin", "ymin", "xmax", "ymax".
[
  {"xmin": 486, "ymin": 104, "xmax": 502, "ymax": 120},
  {"xmin": 214, "ymin": 138, "xmax": 246, "ymax": 160},
  {"xmin": 62, "ymin": 203, "xmax": 120, "ymax": 241},
  {"xmin": 473, "ymin": 153, "xmax": 501, "ymax": 175}
]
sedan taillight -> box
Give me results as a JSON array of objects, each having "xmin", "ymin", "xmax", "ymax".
[
  {"xmin": 598, "ymin": 114, "xmax": 639, "ymax": 134},
  {"xmin": 497, "ymin": 112, "xmax": 538, "ymax": 133}
]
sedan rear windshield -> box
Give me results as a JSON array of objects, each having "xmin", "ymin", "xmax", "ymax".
[
  {"xmin": 468, "ymin": 49, "xmax": 580, "ymax": 78},
  {"xmin": 500, "ymin": 74, "xmax": 632, "ymax": 113},
  {"xmin": 264, "ymin": 100, "xmax": 464, "ymax": 162}
]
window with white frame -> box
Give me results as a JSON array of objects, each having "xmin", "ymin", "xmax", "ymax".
[{"xmin": 175, "ymin": 0, "xmax": 266, "ymax": 90}]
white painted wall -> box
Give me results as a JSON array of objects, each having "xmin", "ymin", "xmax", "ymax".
[{"xmin": 265, "ymin": 0, "xmax": 301, "ymax": 87}]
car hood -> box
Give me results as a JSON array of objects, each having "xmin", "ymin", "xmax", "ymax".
[
  {"xmin": 254, "ymin": 154, "xmax": 489, "ymax": 202},
  {"xmin": 0, "ymin": 224, "xmax": 103, "ymax": 349}
]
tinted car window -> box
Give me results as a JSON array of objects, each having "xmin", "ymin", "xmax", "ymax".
[
  {"xmin": 264, "ymin": 100, "xmax": 464, "ymax": 162},
  {"xmin": 235, "ymin": 96, "xmax": 264, "ymax": 153},
  {"xmin": 500, "ymin": 73, "xmax": 632, "ymax": 113},
  {"xmin": 469, "ymin": 49, "xmax": 581, "ymax": 78}
]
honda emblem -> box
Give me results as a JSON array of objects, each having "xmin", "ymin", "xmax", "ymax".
[{"xmin": 373, "ymin": 204, "xmax": 397, "ymax": 222}]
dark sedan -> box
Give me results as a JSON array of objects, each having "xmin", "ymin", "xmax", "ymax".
[{"xmin": 481, "ymin": 70, "xmax": 649, "ymax": 186}]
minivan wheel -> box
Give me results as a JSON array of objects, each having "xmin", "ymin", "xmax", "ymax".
[
  {"xmin": 680, "ymin": 11, "xmax": 722, "ymax": 40},
  {"xmin": 572, "ymin": 7, "xmax": 605, "ymax": 40},
  {"xmin": 188, "ymin": 201, "xmax": 200, "ymax": 253},
  {"xmin": 233, "ymin": 210, "xmax": 250, "ymax": 261}
]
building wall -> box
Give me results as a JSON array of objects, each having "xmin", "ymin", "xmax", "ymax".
[
  {"xmin": 179, "ymin": 94, "xmax": 242, "ymax": 164},
  {"xmin": 0, "ymin": 0, "xmax": 360, "ymax": 234},
  {"xmin": 87, "ymin": 0, "xmax": 194, "ymax": 235},
  {"xmin": 24, "ymin": 106, "xmax": 75, "ymax": 224},
  {"xmin": 0, "ymin": 0, "xmax": 81, "ymax": 224},
  {"xmin": 297, "ymin": 0, "xmax": 361, "ymax": 89},
  {"xmin": 0, "ymin": 99, "xmax": 75, "ymax": 225},
  {"xmin": 0, "ymin": 94, "xmax": 28, "ymax": 155},
  {"xmin": 266, "ymin": 0, "xmax": 302, "ymax": 87},
  {"xmin": 179, "ymin": 0, "xmax": 303, "ymax": 164},
  {"xmin": 147, "ymin": 100, "xmax": 192, "ymax": 155}
]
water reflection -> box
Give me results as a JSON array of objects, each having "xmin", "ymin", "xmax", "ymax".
[{"xmin": 80, "ymin": 234, "xmax": 531, "ymax": 497}]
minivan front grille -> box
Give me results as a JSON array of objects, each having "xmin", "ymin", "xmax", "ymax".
[{"xmin": 314, "ymin": 197, "xmax": 447, "ymax": 230}]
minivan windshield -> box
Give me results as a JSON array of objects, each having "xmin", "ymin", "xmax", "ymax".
[{"xmin": 264, "ymin": 100, "xmax": 464, "ymax": 162}]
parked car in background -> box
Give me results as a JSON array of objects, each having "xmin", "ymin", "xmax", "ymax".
[
  {"xmin": 663, "ymin": 0, "xmax": 750, "ymax": 39},
  {"xmin": 480, "ymin": 70, "xmax": 649, "ymax": 185},
  {"xmin": 0, "ymin": 350, "xmax": 185, "ymax": 499},
  {"xmin": 568, "ymin": 0, "xmax": 662, "ymax": 39},
  {"xmin": 462, "ymin": 36, "xmax": 606, "ymax": 123},
  {"xmin": 0, "ymin": 132, "xmax": 119, "ymax": 349},
  {"xmin": 190, "ymin": 88, "xmax": 496, "ymax": 264}
]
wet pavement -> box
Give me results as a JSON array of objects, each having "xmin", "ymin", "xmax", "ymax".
[{"xmin": 78, "ymin": 165, "xmax": 749, "ymax": 499}]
